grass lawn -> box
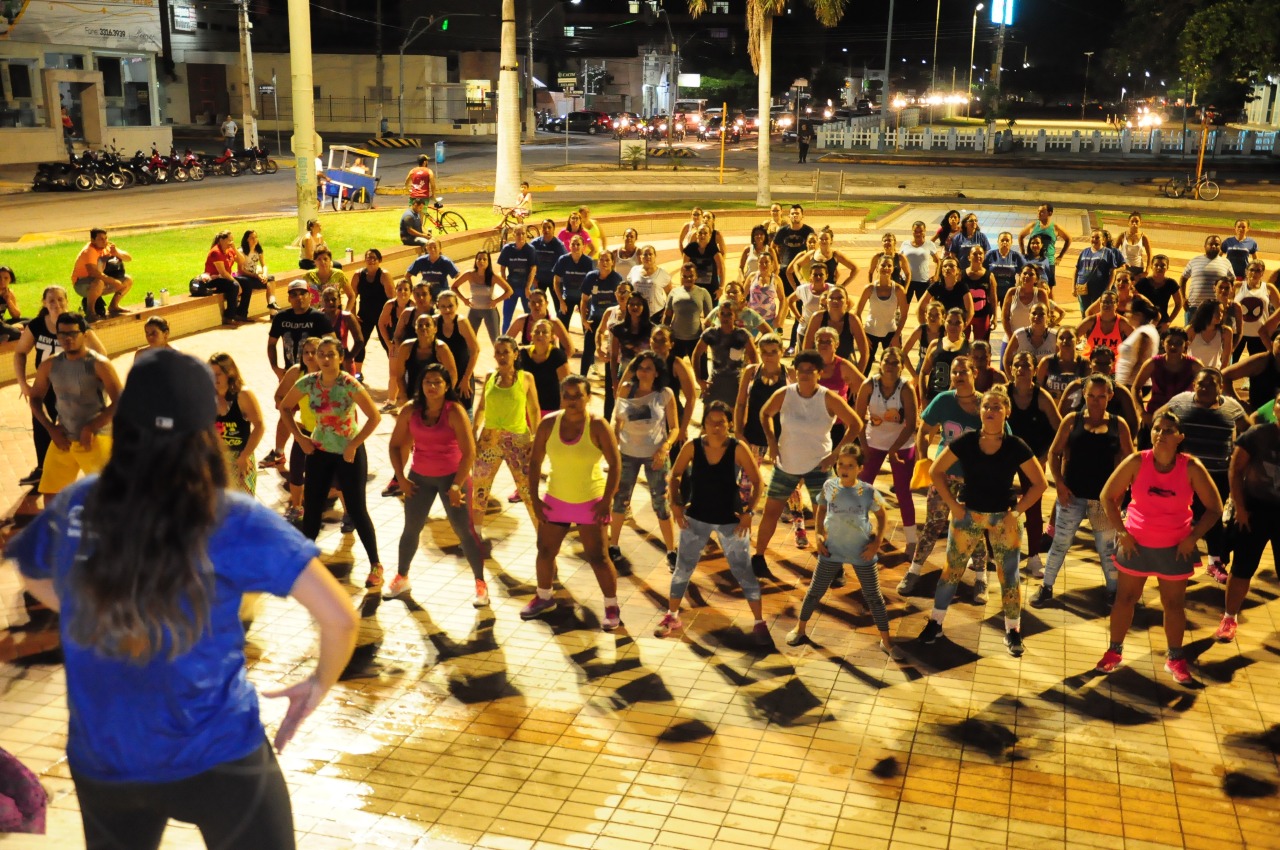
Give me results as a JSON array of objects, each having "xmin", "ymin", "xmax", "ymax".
[
  {"xmin": 2, "ymin": 198, "xmax": 866, "ymax": 309},
  {"xmin": 1094, "ymin": 209, "xmax": 1279, "ymax": 232}
]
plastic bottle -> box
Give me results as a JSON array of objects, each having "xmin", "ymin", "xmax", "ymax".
[{"xmin": 160, "ymin": 288, "xmax": 170, "ymax": 306}]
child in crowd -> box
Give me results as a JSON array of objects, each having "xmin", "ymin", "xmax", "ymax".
[{"xmin": 787, "ymin": 443, "xmax": 902, "ymax": 659}]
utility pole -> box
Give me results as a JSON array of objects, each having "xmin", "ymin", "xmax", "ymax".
[
  {"xmin": 991, "ymin": 21, "xmax": 1006, "ymax": 95},
  {"xmin": 287, "ymin": 0, "xmax": 317, "ymax": 238},
  {"xmin": 1081, "ymin": 50, "xmax": 1094, "ymax": 121},
  {"xmin": 375, "ymin": 0, "xmax": 384, "ymax": 135},
  {"xmin": 236, "ymin": 0, "xmax": 258, "ymax": 147},
  {"xmin": 525, "ymin": 2, "xmax": 537, "ymax": 142},
  {"xmin": 879, "ymin": 0, "xmax": 895, "ymax": 131}
]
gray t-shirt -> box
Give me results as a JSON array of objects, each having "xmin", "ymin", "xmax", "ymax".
[
  {"xmin": 667, "ymin": 286, "xmax": 714, "ymax": 340},
  {"xmin": 1165, "ymin": 391, "xmax": 1246, "ymax": 475}
]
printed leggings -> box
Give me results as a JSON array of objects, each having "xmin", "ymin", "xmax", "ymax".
[
  {"xmin": 799, "ymin": 557, "xmax": 889, "ymax": 631},
  {"xmin": 937, "ymin": 509, "xmax": 1022, "ymax": 619},
  {"xmin": 910, "ymin": 476, "xmax": 987, "ymax": 572},
  {"xmin": 471, "ymin": 428, "xmax": 536, "ymax": 530}
]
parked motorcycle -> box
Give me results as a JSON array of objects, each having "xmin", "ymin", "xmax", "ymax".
[
  {"xmin": 177, "ymin": 147, "xmax": 206, "ymax": 181},
  {"xmin": 235, "ymin": 145, "xmax": 279, "ymax": 174}
]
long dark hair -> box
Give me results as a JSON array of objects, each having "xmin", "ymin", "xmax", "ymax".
[
  {"xmin": 412, "ymin": 362, "xmax": 459, "ymax": 418},
  {"xmin": 934, "ymin": 209, "xmax": 961, "ymax": 245},
  {"xmin": 71, "ymin": 420, "xmax": 227, "ymax": 662},
  {"xmin": 620, "ymin": 349, "xmax": 669, "ymax": 394},
  {"xmin": 240, "ymin": 230, "xmax": 264, "ymax": 256},
  {"xmin": 474, "ymin": 251, "xmax": 495, "ymax": 287}
]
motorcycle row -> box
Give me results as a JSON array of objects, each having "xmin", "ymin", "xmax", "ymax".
[{"xmin": 33, "ymin": 144, "xmax": 279, "ymax": 192}]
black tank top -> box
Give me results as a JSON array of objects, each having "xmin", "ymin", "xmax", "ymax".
[
  {"xmin": 1007, "ymin": 388, "xmax": 1053, "ymax": 457},
  {"xmin": 1042, "ymin": 355, "xmax": 1089, "ymax": 399},
  {"xmin": 405, "ymin": 339, "xmax": 440, "ymax": 393},
  {"xmin": 216, "ymin": 392, "xmax": 251, "ymax": 455},
  {"xmin": 818, "ymin": 312, "xmax": 856, "ymax": 360},
  {"xmin": 1063, "ymin": 413, "xmax": 1120, "ymax": 499},
  {"xmin": 927, "ymin": 340, "xmax": 970, "ymax": 399},
  {"xmin": 686, "ymin": 437, "xmax": 740, "ymax": 524},
  {"xmin": 663, "ymin": 351, "xmax": 686, "ymax": 419},
  {"xmin": 1249, "ymin": 355, "xmax": 1280, "ymax": 412},
  {"xmin": 437, "ymin": 318, "xmax": 471, "ymax": 377},
  {"xmin": 743, "ymin": 367, "xmax": 784, "ymax": 446},
  {"xmin": 355, "ymin": 268, "xmax": 389, "ymax": 324},
  {"xmin": 29, "ymin": 309, "xmax": 60, "ymax": 367}
]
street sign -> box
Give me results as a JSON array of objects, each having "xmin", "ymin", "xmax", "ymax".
[
  {"xmin": 258, "ymin": 85, "xmax": 275, "ymax": 95},
  {"xmin": 557, "ymin": 72, "xmax": 577, "ymax": 90}
]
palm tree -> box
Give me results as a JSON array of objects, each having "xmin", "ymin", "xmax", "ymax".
[
  {"xmin": 688, "ymin": 0, "xmax": 848, "ymax": 207},
  {"xmin": 493, "ymin": 0, "xmax": 522, "ymax": 211}
]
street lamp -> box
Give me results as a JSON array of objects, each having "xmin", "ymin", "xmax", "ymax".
[
  {"xmin": 1081, "ymin": 50, "xmax": 1094, "ymax": 121},
  {"xmin": 966, "ymin": 4, "xmax": 983, "ymax": 118},
  {"xmin": 879, "ymin": 0, "xmax": 897, "ymax": 131}
]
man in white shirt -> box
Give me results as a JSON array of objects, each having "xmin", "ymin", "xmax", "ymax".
[{"xmin": 1180, "ymin": 234, "xmax": 1233, "ymax": 322}]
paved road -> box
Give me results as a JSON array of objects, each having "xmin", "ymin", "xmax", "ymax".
[{"xmin": 2, "ymin": 132, "xmax": 1275, "ymax": 242}]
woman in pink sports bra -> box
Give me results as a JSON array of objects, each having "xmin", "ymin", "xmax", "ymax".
[{"xmin": 1096, "ymin": 408, "xmax": 1222, "ymax": 686}]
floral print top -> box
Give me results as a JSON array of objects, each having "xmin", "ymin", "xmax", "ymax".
[{"xmin": 295, "ymin": 371, "xmax": 360, "ymax": 453}]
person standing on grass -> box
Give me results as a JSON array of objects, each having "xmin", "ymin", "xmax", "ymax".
[
  {"xmin": 387, "ymin": 363, "xmax": 490, "ymax": 607},
  {"xmin": 1096, "ymin": 409, "xmax": 1222, "ymax": 686},
  {"xmin": 787, "ymin": 443, "xmax": 903, "ymax": 660},
  {"xmin": 6, "ymin": 348, "xmax": 358, "ymax": 850},
  {"xmin": 654, "ymin": 401, "xmax": 767, "ymax": 644},
  {"xmin": 522, "ymin": 376, "xmax": 623, "ymax": 631}
]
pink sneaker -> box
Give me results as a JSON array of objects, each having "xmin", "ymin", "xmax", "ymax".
[
  {"xmin": 1164, "ymin": 656, "xmax": 1195, "ymax": 686},
  {"xmin": 1206, "ymin": 560, "xmax": 1229, "ymax": 584},
  {"xmin": 381, "ymin": 574, "xmax": 410, "ymax": 599},
  {"xmin": 1095, "ymin": 649, "xmax": 1123, "ymax": 673},
  {"xmin": 653, "ymin": 613, "xmax": 682, "ymax": 637},
  {"xmin": 793, "ymin": 523, "xmax": 809, "ymax": 549},
  {"xmin": 1214, "ymin": 615, "xmax": 1238, "ymax": 643},
  {"xmin": 602, "ymin": 605, "xmax": 622, "ymax": 631}
]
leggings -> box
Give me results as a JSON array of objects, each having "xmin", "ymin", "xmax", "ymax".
[
  {"xmin": 799, "ymin": 557, "xmax": 889, "ymax": 631},
  {"xmin": 72, "ymin": 739, "xmax": 294, "ymax": 850},
  {"xmin": 398, "ymin": 470, "xmax": 485, "ymax": 579},
  {"xmin": 302, "ymin": 446, "xmax": 380, "ymax": 565},
  {"xmin": 580, "ymin": 320, "xmax": 598, "ymax": 375},
  {"xmin": 858, "ymin": 445, "xmax": 916, "ymax": 528},
  {"xmin": 906, "ymin": 278, "xmax": 929, "ymax": 305},
  {"xmin": 468, "ymin": 308, "xmax": 501, "ymax": 344},
  {"xmin": 612, "ymin": 454, "xmax": 671, "ymax": 519},
  {"xmin": 937, "ymin": 509, "xmax": 1022, "ymax": 619},
  {"xmin": 501, "ymin": 289, "xmax": 530, "ymax": 331},
  {"xmin": 865, "ymin": 332, "xmax": 897, "ymax": 365},
  {"xmin": 1196, "ymin": 470, "xmax": 1230, "ymax": 562},
  {"xmin": 471, "ymin": 428, "xmax": 536, "ymax": 529},
  {"xmin": 31, "ymin": 389, "xmax": 57, "ymax": 468},
  {"xmin": 670, "ymin": 517, "xmax": 760, "ymax": 602}
]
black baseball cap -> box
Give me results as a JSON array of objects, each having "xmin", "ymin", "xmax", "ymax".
[{"xmin": 116, "ymin": 349, "xmax": 216, "ymax": 435}]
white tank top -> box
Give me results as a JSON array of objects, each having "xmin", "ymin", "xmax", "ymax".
[
  {"xmin": 863, "ymin": 285, "xmax": 900, "ymax": 337},
  {"xmin": 1117, "ymin": 234, "xmax": 1147, "ymax": 270},
  {"xmin": 1188, "ymin": 329, "xmax": 1224, "ymax": 369},
  {"xmin": 778, "ymin": 384, "xmax": 835, "ymax": 474},
  {"xmin": 1236, "ymin": 278, "xmax": 1270, "ymax": 338},
  {"xmin": 866, "ymin": 378, "xmax": 907, "ymax": 451},
  {"xmin": 1007, "ymin": 289, "xmax": 1039, "ymax": 332},
  {"xmin": 901, "ymin": 240, "xmax": 933, "ymax": 283},
  {"xmin": 1012, "ymin": 327, "xmax": 1057, "ymax": 362},
  {"xmin": 742, "ymin": 246, "xmax": 768, "ymax": 278},
  {"xmin": 1115, "ymin": 324, "xmax": 1160, "ymax": 387}
]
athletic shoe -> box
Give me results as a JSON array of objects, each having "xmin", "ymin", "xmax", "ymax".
[
  {"xmin": 1026, "ymin": 554, "xmax": 1045, "ymax": 578},
  {"xmin": 473, "ymin": 580, "xmax": 490, "ymax": 608},
  {"xmin": 918, "ymin": 620, "xmax": 942, "ymax": 644},
  {"xmin": 1164, "ymin": 657, "xmax": 1195, "ymax": 686},
  {"xmin": 751, "ymin": 553, "xmax": 776, "ymax": 580},
  {"xmin": 381, "ymin": 479, "xmax": 401, "ymax": 497},
  {"xmin": 780, "ymin": 509, "xmax": 794, "ymax": 524},
  {"xmin": 602, "ymin": 605, "xmax": 622, "ymax": 631},
  {"xmin": 507, "ymin": 489, "xmax": 522, "ymax": 503},
  {"xmin": 785, "ymin": 628, "xmax": 807, "ymax": 646},
  {"xmin": 18, "ymin": 467, "xmax": 42, "ymax": 486},
  {"xmin": 364, "ymin": 564, "xmax": 384, "ymax": 589},
  {"xmin": 666, "ymin": 551, "xmax": 678, "ymax": 571},
  {"xmin": 520, "ymin": 595, "xmax": 557, "ymax": 620},
  {"xmin": 382, "ymin": 574, "xmax": 411, "ymax": 599},
  {"xmin": 283, "ymin": 506, "xmax": 303, "ymax": 524},
  {"xmin": 897, "ymin": 571, "xmax": 920, "ymax": 595},
  {"xmin": 830, "ymin": 568, "xmax": 846, "ymax": 589},
  {"xmin": 1030, "ymin": 584, "xmax": 1054, "ymax": 608},
  {"xmin": 340, "ymin": 513, "xmax": 356, "ymax": 534},
  {"xmin": 973, "ymin": 581, "xmax": 989, "ymax": 605},
  {"xmin": 1214, "ymin": 615, "xmax": 1238, "ymax": 643},
  {"xmin": 793, "ymin": 524, "xmax": 809, "ymax": 549},
  {"xmin": 880, "ymin": 641, "xmax": 906, "ymax": 661},
  {"xmin": 1095, "ymin": 649, "xmax": 1123, "ymax": 673},
  {"xmin": 267, "ymin": 299, "xmax": 280, "ymax": 313},
  {"xmin": 1206, "ymin": 560, "xmax": 1229, "ymax": 584},
  {"xmin": 379, "ymin": 401, "xmax": 397, "ymax": 414},
  {"xmin": 259, "ymin": 450, "xmax": 285, "ymax": 468},
  {"xmin": 653, "ymin": 613, "xmax": 682, "ymax": 637},
  {"xmin": 752, "ymin": 622, "xmax": 772, "ymax": 646},
  {"xmin": 1004, "ymin": 629, "xmax": 1025, "ymax": 658},
  {"xmin": 607, "ymin": 545, "xmax": 626, "ymax": 566}
]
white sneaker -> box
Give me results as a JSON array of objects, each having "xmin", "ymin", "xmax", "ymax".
[
  {"xmin": 382, "ymin": 574, "xmax": 411, "ymax": 599},
  {"xmin": 1027, "ymin": 554, "xmax": 1044, "ymax": 579}
]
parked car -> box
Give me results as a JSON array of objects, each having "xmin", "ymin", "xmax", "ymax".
[
  {"xmin": 548, "ymin": 110, "xmax": 613, "ymax": 134},
  {"xmin": 854, "ymin": 98, "xmax": 876, "ymax": 115}
]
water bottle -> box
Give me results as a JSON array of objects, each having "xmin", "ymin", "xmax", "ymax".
[
  {"xmin": 345, "ymin": 247, "xmax": 354, "ymax": 264},
  {"xmin": 145, "ymin": 291, "xmax": 155, "ymax": 308},
  {"xmin": 160, "ymin": 288, "xmax": 170, "ymax": 306}
]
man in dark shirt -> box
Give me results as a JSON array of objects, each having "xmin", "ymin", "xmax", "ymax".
[
  {"xmin": 772, "ymin": 204, "xmax": 817, "ymax": 350},
  {"xmin": 400, "ymin": 199, "xmax": 429, "ymax": 246},
  {"xmin": 405, "ymin": 239, "xmax": 460, "ymax": 297},
  {"xmin": 530, "ymin": 218, "xmax": 567, "ymax": 296},
  {"xmin": 498, "ymin": 227, "xmax": 538, "ymax": 331},
  {"xmin": 267, "ymin": 282, "xmax": 333, "ymax": 379}
]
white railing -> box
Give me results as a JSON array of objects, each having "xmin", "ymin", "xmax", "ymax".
[{"xmin": 815, "ymin": 122, "xmax": 1279, "ymax": 158}]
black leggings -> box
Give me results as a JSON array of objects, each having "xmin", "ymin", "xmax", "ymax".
[
  {"xmin": 209, "ymin": 276, "xmax": 252, "ymax": 320},
  {"xmin": 302, "ymin": 446, "xmax": 380, "ymax": 565},
  {"xmin": 32, "ymin": 389, "xmax": 57, "ymax": 468},
  {"xmin": 72, "ymin": 739, "xmax": 295, "ymax": 850}
]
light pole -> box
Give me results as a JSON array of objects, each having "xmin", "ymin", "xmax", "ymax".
[
  {"xmin": 526, "ymin": 2, "xmax": 579, "ymax": 142},
  {"xmin": 1081, "ymin": 50, "xmax": 1094, "ymax": 121},
  {"xmin": 965, "ymin": 4, "xmax": 983, "ymax": 118},
  {"xmin": 930, "ymin": 0, "xmax": 941, "ymax": 95},
  {"xmin": 879, "ymin": 0, "xmax": 896, "ymax": 131}
]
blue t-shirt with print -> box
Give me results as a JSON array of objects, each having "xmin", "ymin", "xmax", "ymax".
[
  {"xmin": 821, "ymin": 478, "xmax": 885, "ymax": 565},
  {"xmin": 497, "ymin": 242, "xmax": 538, "ymax": 291},
  {"xmin": 530, "ymin": 236, "xmax": 567, "ymax": 286},
  {"xmin": 406, "ymin": 254, "xmax": 460, "ymax": 297},
  {"xmin": 582, "ymin": 269, "xmax": 623, "ymax": 322},
  {"xmin": 920, "ymin": 390, "xmax": 1008, "ymax": 478},
  {"xmin": 1222, "ymin": 236, "xmax": 1259, "ymax": 279},
  {"xmin": 5, "ymin": 478, "xmax": 319, "ymax": 783},
  {"xmin": 551, "ymin": 253, "xmax": 595, "ymax": 300}
]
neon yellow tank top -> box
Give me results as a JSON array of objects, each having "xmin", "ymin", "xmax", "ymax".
[
  {"xmin": 484, "ymin": 370, "xmax": 529, "ymax": 434},
  {"xmin": 545, "ymin": 413, "xmax": 605, "ymax": 503}
]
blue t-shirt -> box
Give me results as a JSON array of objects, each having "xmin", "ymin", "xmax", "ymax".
[
  {"xmin": 530, "ymin": 236, "xmax": 567, "ymax": 286},
  {"xmin": 821, "ymin": 478, "xmax": 884, "ymax": 565},
  {"xmin": 497, "ymin": 242, "xmax": 538, "ymax": 291},
  {"xmin": 5, "ymin": 478, "xmax": 318, "ymax": 783},
  {"xmin": 551, "ymin": 253, "xmax": 595, "ymax": 300},
  {"xmin": 406, "ymin": 254, "xmax": 460, "ymax": 297},
  {"xmin": 921, "ymin": 390, "xmax": 1006, "ymax": 479},
  {"xmin": 1222, "ymin": 236, "xmax": 1259, "ymax": 278},
  {"xmin": 582, "ymin": 269, "xmax": 623, "ymax": 321},
  {"xmin": 948, "ymin": 231, "xmax": 991, "ymax": 267},
  {"xmin": 399, "ymin": 209, "xmax": 424, "ymax": 244},
  {"xmin": 985, "ymin": 249, "xmax": 1025, "ymax": 294}
]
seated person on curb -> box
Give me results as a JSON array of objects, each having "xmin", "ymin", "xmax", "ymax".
[
  {"xmin": 0, "ymin": 265, "xmax": 25, "ymax": 341},
  {"xmin": 400, "ymin": 198, "xmax": 430, "ymax": 247},
  {"xmin": 202, "ymin": 230, "xmax": 253, "ymax": 324},
  {"xmin": 71, "ymin": 228, "xmax": 133, "ymax": 322}
]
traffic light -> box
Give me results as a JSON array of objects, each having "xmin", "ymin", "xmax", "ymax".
[{"xmin": 441, "ymin": 18, "xmax": 449, "ymax": 31}]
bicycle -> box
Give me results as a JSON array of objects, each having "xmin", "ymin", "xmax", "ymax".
[
  {"xmin": 482, "ymin": 206, "xmax": 539, "ymax": 253},
  {"xmin": 424, "ymin": 197, "xmax": 467, "ymax": 234},
  {"xmin": 1162, "ymin": 171, "xmax": 1219, "ymax": 201}
]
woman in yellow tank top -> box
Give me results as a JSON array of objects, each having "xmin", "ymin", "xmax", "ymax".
[
  {"xmin": 523, "ymin": 375, "xmax": 624, "ymax": 630},
  {"xmin": 470, "ymin": 336, "xmax": 541, "ymax": 538}
]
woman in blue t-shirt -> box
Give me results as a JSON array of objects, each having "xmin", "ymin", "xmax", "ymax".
[{"xmin": 6, "ymin": 349, "xmax": 357, "ymax": 850}]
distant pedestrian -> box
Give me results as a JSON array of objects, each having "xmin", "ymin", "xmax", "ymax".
[
  {"xmin": 797, "ymin": 122, "xmax": 814, "ymax": 163},
  {"xmin": 220, "ymin": 115, "xmax": 238, "ymax": 151}
]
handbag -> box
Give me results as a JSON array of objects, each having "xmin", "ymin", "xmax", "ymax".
[{"xmin": 910, "ymin": 458, "xmax": 933, "ymax": 492}]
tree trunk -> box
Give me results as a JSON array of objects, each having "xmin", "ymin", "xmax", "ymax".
[
  {"xmin": 494, "ymin": 0, "xmax": 522, "ymax": 209},
  {"xmin": 756, "ymin": 14, "xmax": 772, "ymax": 208}
]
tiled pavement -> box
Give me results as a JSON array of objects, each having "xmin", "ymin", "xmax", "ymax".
[{"xmin": 1, "ymin": 212, "xmax": 1279, "ymax": 850}]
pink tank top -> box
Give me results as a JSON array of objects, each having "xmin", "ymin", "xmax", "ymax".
[
  {"xmin": 409, "ymin": 402, "xmax": 462, "ymax": 476},
  {"xmin": 1125, "ymin": 450, "xmax": 1192, "ymax": 548},
  {"xmin": 819, "ymin": 361, "xmax": 849, "ymax": 399}
]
